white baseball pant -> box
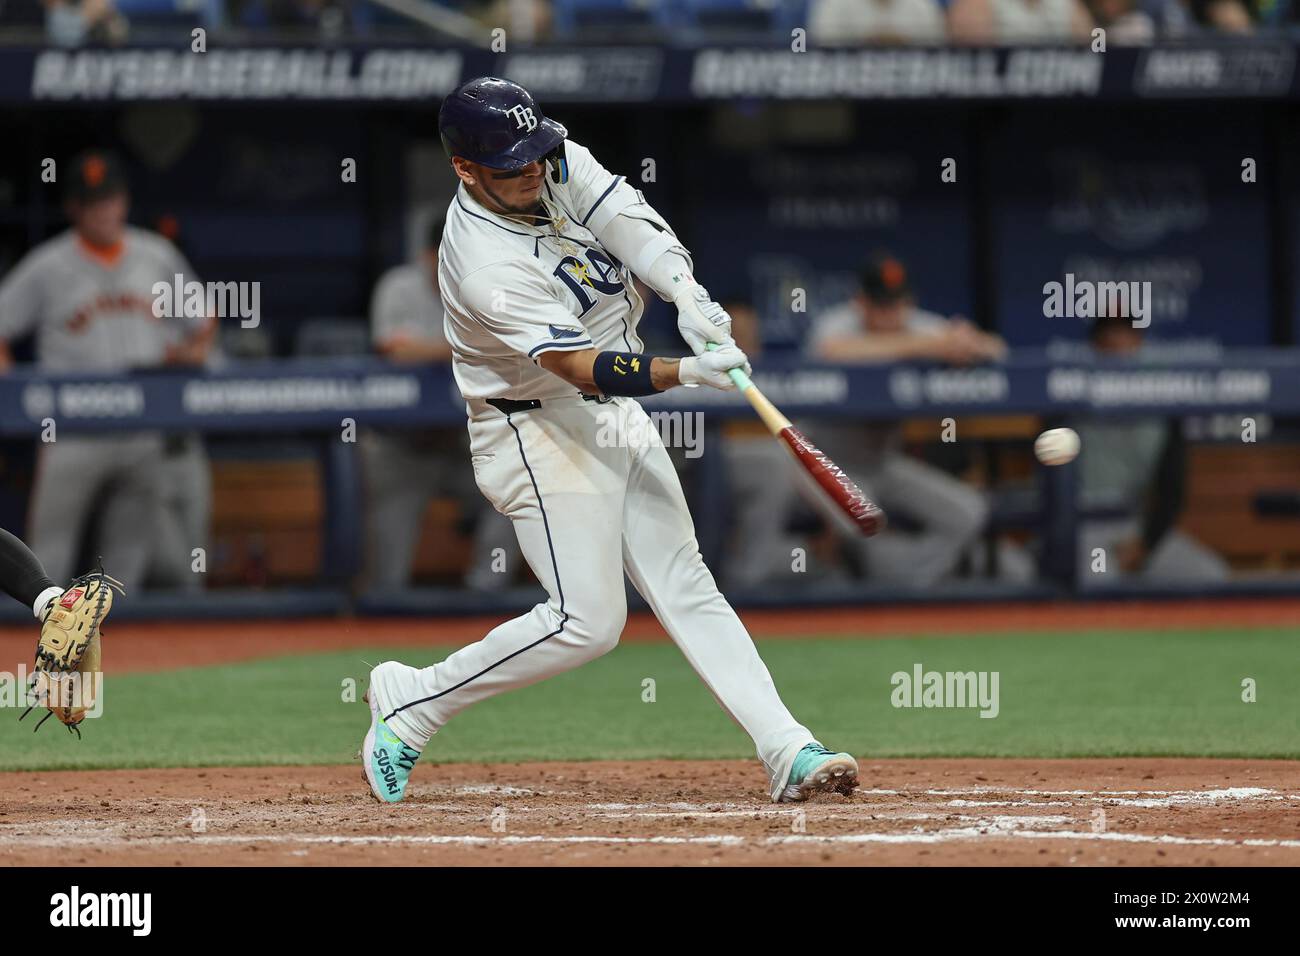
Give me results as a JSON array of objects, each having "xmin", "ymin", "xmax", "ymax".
[{"xmin": 369, "ymin": 394, "xmax": 814, "ymax": 800}]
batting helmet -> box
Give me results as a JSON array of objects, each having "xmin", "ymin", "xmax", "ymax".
[{"xmin": 438, "ymin": 76, "xmax": 569, "ymax": 183}]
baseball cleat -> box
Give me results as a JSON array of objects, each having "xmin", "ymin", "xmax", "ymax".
[
  {"xmin": 361, "ymin": 675, "xmax": 421, "ymax": 804},
  {"xmin": 778, "ymin": 742, "xmax": 859, "ymax": 802}
]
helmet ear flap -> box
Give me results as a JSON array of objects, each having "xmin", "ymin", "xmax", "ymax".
[{"xmin": 544, "ymin": 143, "xmax": 569, "ymax": 185}]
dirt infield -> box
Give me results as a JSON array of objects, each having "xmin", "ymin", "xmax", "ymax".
[
  {"xmin": 1, "ymin": 758, "xmax": 1296, "ymax": 866},
  {"xmin": 2, "ymin": 601, "xmax": 1297, "ymax": 866},
  {"xmin": 1, "ymin": 597, "xmax": 1297, "ymax": 675}
]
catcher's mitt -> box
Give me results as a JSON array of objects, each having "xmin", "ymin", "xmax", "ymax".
[{"xmin": 22, "ymin": 567, "xmax": 123, "ymax": 736}]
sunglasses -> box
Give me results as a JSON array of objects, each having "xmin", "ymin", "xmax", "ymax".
[{"xmin": 488, "ymin": 164, "xmax": 542, "ymax": 181}]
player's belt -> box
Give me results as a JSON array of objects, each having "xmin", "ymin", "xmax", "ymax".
[
  {"xmin": 486, "ymin": 398, "xmax": 542, "ymax": 414},
  {"xmin": 486, "ymin": 394, "xmax": 612, "ymax": 415}
]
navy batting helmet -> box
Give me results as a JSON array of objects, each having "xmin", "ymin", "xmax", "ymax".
[{"xmin": 439, "ymin": 76, "xmax": 569, "ymax": 182}]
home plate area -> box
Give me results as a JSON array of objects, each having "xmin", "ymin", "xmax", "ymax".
[{"xmin": 1, "ymin": 758, "xmax": 1297, "ymax": 866}]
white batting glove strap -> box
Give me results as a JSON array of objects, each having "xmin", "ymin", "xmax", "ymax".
[
  {"xmin": 678, "ymin": 344, "xmax": 751, "ymax": 391},
  {"xmin": 674, "ymin": 283, "xmax": 734, "ymax": 355}
]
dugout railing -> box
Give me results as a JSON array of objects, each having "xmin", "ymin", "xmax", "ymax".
[{"xmin": 0, "ymin": 350, "xmax": 1297, "ymax": 619}]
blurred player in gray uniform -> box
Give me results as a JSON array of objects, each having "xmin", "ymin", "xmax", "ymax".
[
  {"xmin": 0, "ymin": 151, "xmax": 214, "ymax": 591},
  {"xmin": 806, "ymin": 253, "xmax": 1006, "ymax": 587},
  {"xmin": 147, "ymin": 215, "xmax": 214, "ymax": 593},
  {"xmin": 363, "ymin": 216, "xmax": 518, "ymax": 591},
  {"xmin": 145, "ymin": 430, "xmax": 211, "ymax": 593},
  {"xmin": 1075, "ymin": 314, "xmax": 1228, "ymax": 586}
]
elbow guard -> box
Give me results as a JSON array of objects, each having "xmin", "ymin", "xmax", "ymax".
[{"xmin": 605, "ymin": 203, "xmax": 694, "ymax": 298}]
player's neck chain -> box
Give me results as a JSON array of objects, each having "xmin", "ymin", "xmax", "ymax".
[{"xmin": 498, "ymin": 195, "xmax": 581, "ymax": 257}]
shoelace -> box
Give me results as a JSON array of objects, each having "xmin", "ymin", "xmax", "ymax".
[{"xmin": 396, "ymin": 747, "xmax": 419, "ymax": 772}]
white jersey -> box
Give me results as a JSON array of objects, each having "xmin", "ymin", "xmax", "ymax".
[
  {"xmin": 0, "ymin": 226, "xmax": 201, "ymax": 372},
  {"xmin": 372, "ymin": 134, "xmax": 822, "ymax": 809},
  {"xmin": 439, "ymin": 139, "xmax": 658, "ymax": 402}
]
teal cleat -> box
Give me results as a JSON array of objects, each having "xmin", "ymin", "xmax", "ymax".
[
  {"xmin": 361, "ymin": 684, "xmax": 421, "ymax": 804},
  {"xmin": 778, "ymin": 742, "xmax": 859, "ymax": 803}
]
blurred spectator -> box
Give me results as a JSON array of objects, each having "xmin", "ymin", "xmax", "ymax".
[
  {"xmin": 43, "ymin": 0, "xmax": 128, "ymax": 46},
  {"xmin": 1189, "ymin": 0, "xmax": 1256, "ymax": 31},
  {"xmin": 1138, "ymin": 0, "xmax": 1196, "ymax": 33},
  {"xmin": 477, "ymin": 0, "xmax": 553, "ymax": 41},
  {"xmin": 805, "ymin": 253, "xmax": 1006, "ymax": 587},
  {"xmin": 0, "ymin": 150, "xmax": 215, "ymax": 592},
  {"xmin": 362, "ymin": 216, "xmax": 519, "ymax": 593},
  {"xmin": 1088, "ymin": 0, "xmax": 1156, "ymax": 40},
  {"xmin": 949, "ymin": 0, "xmax": 1094, "ymax": 42},
  {"xmin": 228, "ymin": 0, "xmax": 366, "ymax": 36},
  {"xmin": 1075, "ymin": 314, "xmax": 1229, "ymax": 587},
  {"xmin": 1138, "ymin": 0, "xmax": 1255, "ymax": 33},
  {"xmin": 809, "ymin": 0, "xmax": 947, "ymax": 44}
]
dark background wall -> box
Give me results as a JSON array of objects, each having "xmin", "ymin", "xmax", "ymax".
[{"xmin": 0, "ymin": 97, "xmax": 1292, "ymax": 356}]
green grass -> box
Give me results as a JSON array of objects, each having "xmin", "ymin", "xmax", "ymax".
[{"xmin": 1, "ymin": 628, "xmax": 1296, "ymax": 771}]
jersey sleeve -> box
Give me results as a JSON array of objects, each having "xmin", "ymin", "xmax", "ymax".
[
  {"xmin": 561, "ymin": 140, "xmax": 645, "ymax": 236},
  {"xmin": 458, "ymin": 260, "xmax": 593, "ymax": 361},
  {"xmin": 0, "ymin": 252, "xmax": 47, "ymax": 342},
  {"xmin": 559, "ymin": 140, "xmax": 695, "ymax": 299}
]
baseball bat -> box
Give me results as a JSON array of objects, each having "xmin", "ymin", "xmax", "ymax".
[{"xmin": 706, "ymin": 343, "xmax": 886, "ymax": 537}]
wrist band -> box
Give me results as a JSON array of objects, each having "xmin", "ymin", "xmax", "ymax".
[{"xmin": 592, "ymin": 350, "xmax": 661, "ymax": 396}]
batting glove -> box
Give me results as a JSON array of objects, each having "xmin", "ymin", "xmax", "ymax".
[
  {"xmin": 678, "ymin": 343, "xmax": 752, "ymax": 391},
  {"xmin": 675, "ymin": 283, "xmax": 735, "ymax": 355}
]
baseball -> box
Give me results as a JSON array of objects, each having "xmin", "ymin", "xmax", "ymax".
[{"xmin": 1034, "ymin": 427, "xmax": 1080, "ymax": 466}]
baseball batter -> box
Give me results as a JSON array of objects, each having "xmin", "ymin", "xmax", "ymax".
[
  {"xmin": 362, "ymin": 77, "xmax": 858, "ymax": 805},
  {"xmin": 0, "ymin": 151, "xmax": 214, "ymax": 591}
]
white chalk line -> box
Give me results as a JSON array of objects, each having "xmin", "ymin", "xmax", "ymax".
[
  {"xmin": 2, "ymin": 828, "xmax": 1298, "ymax": 851},
  {"xmin": 590, "ymin": 788, "xmax": 1289, "ymax": 813},
  {"xmin": 451, "ymin": 785, "xmax": 539, "ymax": 797},
  {"xmin": 772, "ymin": 830, "xmax": 1300, "ymax": 849},
  {"xmin": 591, "ymin": 811, "xmax": 1076, "ymax": 827},
  {"xmin": 945, "ymin": 799, "xmax": 1057, "ymax": 807},
  {"xmin": 1, "ymin": 786, "xmax": 1294, "ymax": 854},
  {"xmin": 0, "ymin": 833, "xmax": 747, "ymax": 848},
  {"xmin": 864, "ymin": 787, "xmax": 1282, "ymax": 804}
]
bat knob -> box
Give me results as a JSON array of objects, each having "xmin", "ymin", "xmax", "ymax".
[{"xmin": 856, "ymin": 501, "xmax": 887, "ymax": 538}]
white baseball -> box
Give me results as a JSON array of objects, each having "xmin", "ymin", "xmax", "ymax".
[{"xmin": 1034, "ymin": 427, "xmax": 1080, "ymax": 466}]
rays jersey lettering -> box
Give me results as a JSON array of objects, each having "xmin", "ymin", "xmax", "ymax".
[
  {"xmin": 553, "ymin": 248, "xmax": 625, "ymax": 315},
  {"xmin": 440, "ymin": 138, "xmax": 659, "ymax": 402}
]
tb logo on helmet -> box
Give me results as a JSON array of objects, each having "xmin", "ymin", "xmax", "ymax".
[{"xmin": 507, "ymin": 105, "xmax": 538, "ymax": 132}]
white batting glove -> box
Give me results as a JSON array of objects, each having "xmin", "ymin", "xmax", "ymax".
[
  {"xmin": 674, "ymin": 283, "xmax": 735, "ymax": 355},
  {"xmin": 678, "ymin": 344, "xmax": 752, "ymax": 391}
]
